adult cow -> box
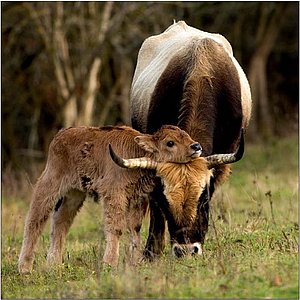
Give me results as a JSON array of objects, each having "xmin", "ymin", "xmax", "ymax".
[{"xmin": 130, "ymin": 21, "xmax": 252, "ymax": 258}]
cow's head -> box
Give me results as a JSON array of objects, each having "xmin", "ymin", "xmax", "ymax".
[{"xmin": 110, "ymin": 126, "xmax": 244, "ymax": 258}]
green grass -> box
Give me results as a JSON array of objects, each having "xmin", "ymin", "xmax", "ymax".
[{"xmin": 2, "ymin": 136, "xmax": 298, "ymax": 299}]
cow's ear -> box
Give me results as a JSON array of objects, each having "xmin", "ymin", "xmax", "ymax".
[{"xmin": 134, "ymin": 135, "xmax": 158, "ymax": 153}]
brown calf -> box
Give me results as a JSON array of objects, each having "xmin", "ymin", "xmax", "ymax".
[{"xmin": 18, "ymin": 125, "xmax": 202, "ymax": 274}]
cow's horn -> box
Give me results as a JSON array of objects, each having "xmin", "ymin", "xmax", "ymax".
[
  {"xmin": 205, "ymin": 129, "xmax": 244, "ymax": 169},
  {"xmin": 109, "ymin": 144, "xmax": 158, "ymax": 169}
]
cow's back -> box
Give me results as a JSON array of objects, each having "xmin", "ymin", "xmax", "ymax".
[
  {"xmin": 49, "ymin": 126, "xmax": 145, "ymax": 181},
  {"xmin": 130, "ymin": 21, "xmax": 251, "ymax": 142}
]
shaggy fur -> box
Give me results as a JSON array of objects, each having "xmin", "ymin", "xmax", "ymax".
[
  {"xmin": 157, "ymin": 158, "xmax": 212, "ymax": 226},
  {"xmin": 18, "ymin": 125, "xmax": 200, "ymax": 274}
]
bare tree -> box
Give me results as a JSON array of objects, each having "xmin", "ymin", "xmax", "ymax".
[
  {"xmin": 24, "ymin": 2, "xmax": 114, "ymax": 127},
  {"xmin": 2, "ymin": 2, "xmax": 298, "ymax": 169},
  {"xmin": 248, "ymin": 3, "xmax": 288, "ymax": 139}
]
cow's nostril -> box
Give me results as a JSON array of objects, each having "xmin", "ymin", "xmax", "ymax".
[
  {"xmin": 172, "ymin": 244, "xmax": 185, "ymax": 257},
  {"xmin": 191, "ymin": 243, "xmax": 202, "ymax": 255},
  {"xmin": 190, "ymin": 143, "xmax": 202, "ymax": 151},
  {"xmin": 193, "ymin": 245, "xmax": 199, "ymax": 254}
]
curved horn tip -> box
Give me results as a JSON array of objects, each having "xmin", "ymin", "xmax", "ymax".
[
  {"xmin": 109, "ymin": 144, "xmax": 127, "ymax": 168},
  {"xmin": 205, "ymin": 128, "xmax": 245, "ymax": 168}
]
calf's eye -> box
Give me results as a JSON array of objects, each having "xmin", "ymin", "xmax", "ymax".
[{"xmin": 166, "ymin": 141, "xmax": 175, "ymax": 147}]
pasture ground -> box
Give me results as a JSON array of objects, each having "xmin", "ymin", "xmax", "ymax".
[{"xmin": 1, "ymin": 136, "xmax": 298, "ymax": 299}]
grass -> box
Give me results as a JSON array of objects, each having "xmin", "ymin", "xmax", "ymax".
[{"xmin": 1, "ymin": 135, "xmax": 298, "ymax": 299}]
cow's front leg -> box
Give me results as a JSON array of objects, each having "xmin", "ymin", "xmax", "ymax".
[
  {"xmin": 144, "ymin": 183, "xmax": 166, "ymax": 260},
  {"xmin": 195, "ymin": 175, "xmax": 216, "ymax": 244},
  {"xmin": 197, "ymin": 166, "xmax": 229, "ymax": 243},
  {"xmin": 197, "ymin": 190, "xmax": 210, "ymax": 244}
]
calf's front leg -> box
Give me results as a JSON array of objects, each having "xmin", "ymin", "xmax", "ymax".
[
  {"xmin": 127, "ymin": 197, "xmax": 148, "ymax": 265},
  {"xmin": 102, "ymin": 193, "xmax": 126, "ymax": 267},
  {"xmin": 103, "ymin": 231, "xmax": 121, "ymax": 267}
]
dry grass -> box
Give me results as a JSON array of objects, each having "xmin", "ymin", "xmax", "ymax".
[{"xmin": 1, "ymin": 136, "xmax": 298, "ymax": 299}]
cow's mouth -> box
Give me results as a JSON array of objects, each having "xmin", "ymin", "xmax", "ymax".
[{"xmin": 172, "ymin": 242, "xmax": 202, "ymax": 257}]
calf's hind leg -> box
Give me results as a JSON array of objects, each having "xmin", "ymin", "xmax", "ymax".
[
  {"xmin": 47, "ymin": 190, "xmax": 85, "ymax": 265},
  {"xmin": 18, "ymin": 174, "xmax": 62, "ymax": 274}
]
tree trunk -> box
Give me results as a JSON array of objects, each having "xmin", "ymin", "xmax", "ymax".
[
  {"xmin": 118, "ymin": 60, "xmax": 133, "ymax": 125},
  {"xmin": 77, "ymin": 58, "xmax": 102, "ymax": 126},
  {"xmin": 248, "ymin": 3, "xmax": 288, "ymax": 139},
  {"xmin": 28, "ymin": 104, "xmax": 40, "ymax": 151},
  {"xmin": 25, "ymin": 2, "xmax": 114, "ymax": 128},
  {"xmin": 63, "ymin": 95, "xmax": 78, "ymax": 127},
  {"xmin": 76, "ymin": 1, "xmax": 113, "ymax": 126},
  {"xmin": 248, "ymin": 53, "xmax": 273, "ymax": 138}
]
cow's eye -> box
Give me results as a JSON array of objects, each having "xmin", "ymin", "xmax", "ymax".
[{"xmin": 166, "ymin": 141, "xmax": 175, "ymax": 147}]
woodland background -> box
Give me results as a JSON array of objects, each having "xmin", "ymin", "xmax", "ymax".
[
  {"xmin": 1, "ymin": 3, "xmax": 298, "ymax": 298},
  {"xmin": 2, "ymin": 2, "xmax": 299, "ymax": 171}
]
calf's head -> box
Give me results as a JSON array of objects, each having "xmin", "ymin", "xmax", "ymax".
[{"xmin": 109, "ymin": 125, "xmax": 202, "ymax": 169}]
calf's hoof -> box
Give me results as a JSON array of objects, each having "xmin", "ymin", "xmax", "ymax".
[
  {"xmin": 46, "ymin": 252, "xmax": 62, "ymax": 266},
  {"xmin": 102, "ymin": 257, "xmax": 118, "ymax": 268},
  {"xmin": 18, "ymin": 260, "xmax": 33, "ymax": 274}
]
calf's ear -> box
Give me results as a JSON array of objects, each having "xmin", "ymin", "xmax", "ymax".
[{"xmin": 134, "ymin": 135, "xmax": 158, "ymax": 153}]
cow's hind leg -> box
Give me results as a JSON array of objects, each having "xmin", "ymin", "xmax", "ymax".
[
  {"xmin": 18, "ymin": 174, "xmax": 62, "ymax": 274},
  {"xmin": 47, "ymin": 189, "xmax": 85, "ymax": 265}
]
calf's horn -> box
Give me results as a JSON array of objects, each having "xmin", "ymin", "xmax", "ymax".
[
  {"xmin": 205, "ymin": 129, "xmax": 244, "ymax": 169},
  {"xmin": 109, "ymin": 144, "xmax": 158, "ymax": 170}
]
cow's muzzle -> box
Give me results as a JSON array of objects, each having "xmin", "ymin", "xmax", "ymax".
[{"xmin": 172, "ymin": 242, "xmax": 202, "ymax": 258}]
